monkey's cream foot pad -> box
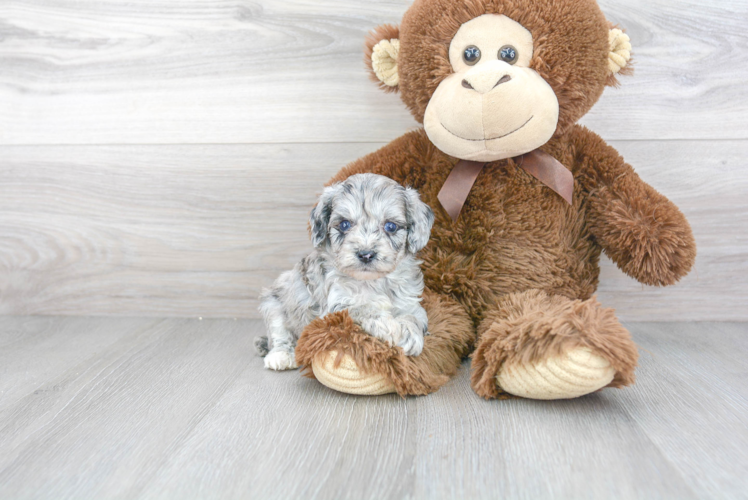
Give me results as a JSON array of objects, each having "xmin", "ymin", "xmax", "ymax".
[
  {"xmin": 496, "ymin": 347, "xmax": 616, "ymax": 400},
  {"xmin": 295, "ymin": 292, "xmax": 473, "ymax": 397},
  {"xmin": 312, "ymin": 351, "xmax": 396, "ymax": 396}
]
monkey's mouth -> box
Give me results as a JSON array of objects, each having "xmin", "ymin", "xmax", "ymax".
[{"xmin": 440, "ymin": 115, "xmax": 533, "ymax": 142}]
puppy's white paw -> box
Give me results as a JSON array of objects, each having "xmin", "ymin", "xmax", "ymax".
[
  {"xmin": 264, "ymin": 350, "xmax": 298, "ymax": 371},
  {"xmin": 360, "ymin": 316, "xmax": 400, "ymax": 347},
  {"xmin": 397, "ymin": 323, "xmax": 424, "ymax": 356}
]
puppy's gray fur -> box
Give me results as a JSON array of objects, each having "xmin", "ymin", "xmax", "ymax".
[{"xmin": 256, "ymin": 173, "xmax": 435, "ymax": 371}]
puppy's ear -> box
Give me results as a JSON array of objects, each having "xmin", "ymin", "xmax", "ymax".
[
  {"xmin": 404, "ymin": 187, "xmax": 434, "ymax": 254},
  {"xmin": 310, "ymin": 184, "xmax": 341, "ymax": 247}
]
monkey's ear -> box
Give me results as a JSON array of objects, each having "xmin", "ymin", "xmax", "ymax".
[
  {"xmin": 365, "ymin": 24, "xmax": 401, "ymax": 92},
  {"xmin": 606, "ymin": 26, "xmax": 633, "ymax": 86}
]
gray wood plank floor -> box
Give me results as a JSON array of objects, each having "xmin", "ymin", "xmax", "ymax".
[{"xmin": 1, "ymin": 317, "xmax": 746, "ymax": 499}]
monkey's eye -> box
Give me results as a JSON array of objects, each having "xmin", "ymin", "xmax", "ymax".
[
  {"xmin": 463, "ymin": 46, "xmax": 481, "ymax": 66},
  {"xmin": 499, "ymin": 45, "xmax": 518, "ymax": 65},
  {"xmin": 339, "ymin": 220, "xmax": 351, "ymax": 232},
  {"xmin": 384, "ymin": 222, "xmax": 398, "ymax": 233}
]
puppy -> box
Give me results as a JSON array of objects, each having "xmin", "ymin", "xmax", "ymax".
[{"xmin": 255, "ymin": 173, "xmax": 435, "ymax": 370}]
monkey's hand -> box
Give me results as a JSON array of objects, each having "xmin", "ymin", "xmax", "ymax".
[
  {"xmin": 589, "ymin": 182, "xmax": 696, "ymax": 286},
  {"xmin": 575, "ymin": 127, "xmax": 696, "ymax": 286}
]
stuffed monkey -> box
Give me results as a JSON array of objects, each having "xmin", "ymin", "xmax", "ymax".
[{"xmin": 295, "ymin": 0, "xmax": 696, "ymax": 400}]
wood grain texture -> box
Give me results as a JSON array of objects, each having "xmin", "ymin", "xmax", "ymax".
[
  {"xmin": 0, "ymin": 316, "xmax": 157, "ymax": 404},
  {"xmin": 0, "ymin": 0, "xmax": 746, "ymax": 145},
  {"xmin": 1, "ymin": 140, "xmax": 745, "ymax": 320},
  {"xmin": 0, "ymin": 317, "xmax": 254, "ymax": 498},
  {"xmin": 0, "ymin": 317, "xmax": 746, "ymax": 499},
  {"xmin": 616, "ymin": 322, "xmax": 748, "ymax": 498}
]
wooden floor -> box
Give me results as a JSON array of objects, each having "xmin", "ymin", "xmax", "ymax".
[{"xmin": 0, "ymin": 318, "xmax": 746, "ymax": 499}]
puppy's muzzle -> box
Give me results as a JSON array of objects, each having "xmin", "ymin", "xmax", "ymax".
[{"xmin": 356, "ymin": 250, "xmax": 377, "ymax": 264}]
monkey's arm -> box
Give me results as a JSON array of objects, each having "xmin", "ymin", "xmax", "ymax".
[
  {"xmin": 326, "ymin": 129, "xmax": 433, "ymax": 186},
  {"xmin": 572, "ymin": 126, "xmax": 696, "ymax": 286}
]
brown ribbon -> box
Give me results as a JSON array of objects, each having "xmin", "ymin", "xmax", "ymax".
[{"xmin": 437, "ymin": 149, "xmax": 574, "ymax": 222}]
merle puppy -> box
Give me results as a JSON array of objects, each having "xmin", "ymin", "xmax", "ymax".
[{"xmin": 255, "ymin": 173, "xmax": 435, "ymax": 370}]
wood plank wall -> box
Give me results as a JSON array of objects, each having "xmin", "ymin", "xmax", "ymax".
[{"xmin": 0, "ymin": 0, "xmax": 746, "ymax": 320}]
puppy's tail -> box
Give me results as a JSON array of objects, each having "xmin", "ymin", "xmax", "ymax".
[{"xmin": 254, "ymin": 335, "xmax": 270, "ymax": 357}]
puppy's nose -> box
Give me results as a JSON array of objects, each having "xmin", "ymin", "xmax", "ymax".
[{"xmin": 356, "ymin": 250, "xmax": 377, "ymax": 263}]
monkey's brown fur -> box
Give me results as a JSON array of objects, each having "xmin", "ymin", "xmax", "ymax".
[
  {"xmin": 295, "ymin": 0, "xmax": 695, "ymax": 398},
  {"xmin": 296, "ymin": 290, "xmax": 474, "ymax": 396},
  {"xmin": 471, "ymin": 290, "xmax": 639, "ymax": 399}
]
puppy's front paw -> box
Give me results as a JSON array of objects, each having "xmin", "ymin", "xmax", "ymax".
[
  {"xmin": 359, "ymin": 315, "xmax": 400, "ymax": 348},
  {"xmin": 264, "ymin": 350, "xmax": 298, "ymax": 371},
  {"xmin": 397, "ymin": 322, "xmax": 424, "ymax": 356}
]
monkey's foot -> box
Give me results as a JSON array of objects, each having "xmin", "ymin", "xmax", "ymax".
[
  {"xmin": 296, "ymin": 291, "xmax": 473, "ymax": 397},
  {"xmin": 471, "ymin": 290, "xmax": 638, "ymax": 400},
  {"xmin": 312, "ymin": 350, "xmax": 396, "ymax": 395},
  {"xmin": 496, "ymin": 347, "xmax": 615, "ymax": 400}
]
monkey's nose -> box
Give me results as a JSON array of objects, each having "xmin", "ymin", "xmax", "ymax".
[
  {"xmin": 493, "ymin": 75, "xmax": 512, "ymax": 88},
  {"xmin": 356, "ymin": 250, "xmax": 377, "ymax": 263},
  {"xmin": 462, "ymin": 74, "xmax": 512, "ymax": 93}
]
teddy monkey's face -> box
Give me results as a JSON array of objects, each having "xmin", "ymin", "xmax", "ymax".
[
  {"xmin": 367, "ymin": 2, "xmax": 632, "ymax": 162},
  {"xmin": 423, "ymin": 15, "xmax": 559, "ymax": 162}
]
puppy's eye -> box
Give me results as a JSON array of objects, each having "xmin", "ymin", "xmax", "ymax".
[
  {"xmin": 384, "ymin": 222, "xmax": 398, "ymax": 233},
  {"xmin": 499, "ymin": 45, "xmax": 518, "ymax": 65},
  {"xmin": 463, "ymin": 46, "xmax": 481, "ymax": 66},
  {"xmin": 339, "ymin": 220, "xmax": 351, "ymax": 232}
]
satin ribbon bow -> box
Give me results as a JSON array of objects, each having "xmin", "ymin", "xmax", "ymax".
[{"xmin": 437, "ymin": 149, "xmax": 574, "ymax": 222}]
